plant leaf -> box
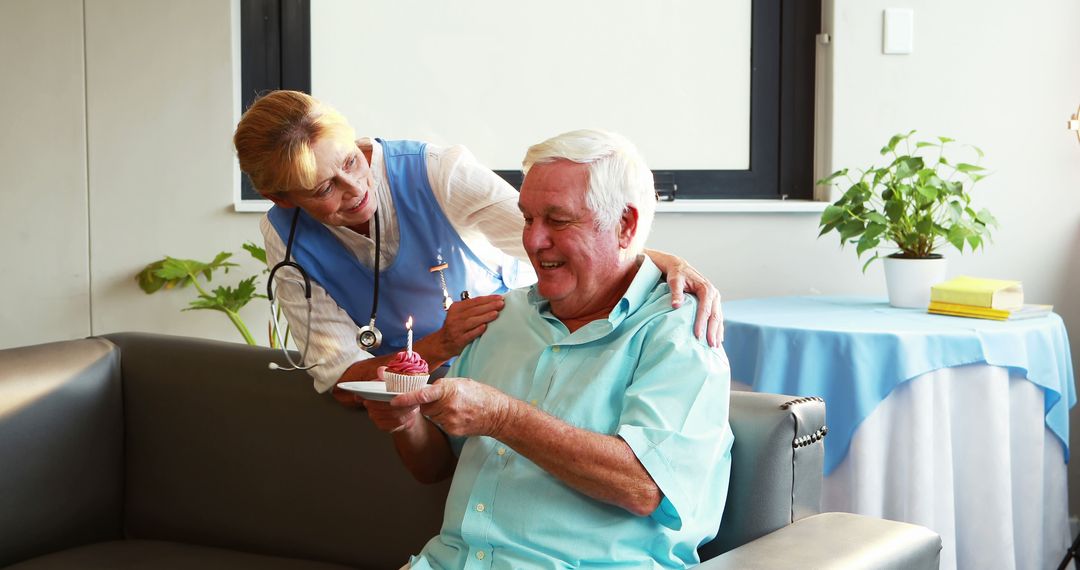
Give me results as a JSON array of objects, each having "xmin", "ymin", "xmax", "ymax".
[
  {"xmin": 947, "ymin": 226, "xmax": 969, "ymax": 251},
  {"xmin": 861, "ymin": 252, "xmax": 880, "ymax": 273},
  {"xmin": 976, "ymin": 208, "xmax": 998, "ymax": 227},
  {"xmin": 915, "ymin": 185, "xmax": 938, "ymax": 201},
  {"xmin": 816, "ymin": 168, "xmax": 849, "ymax": 186},
  {"xmin": 820, "ymin": 205, "xmax": 845, "ymax": 226},
  {"xmin": 183, "ymin": 276, "xmax": 261, "ymax": 314},
  {"xmin": 818, "ymin": 220, "xmax": 841, "ymax": 237},
  {"xmin": 954, "ymin": 163, "xmax": 986, "ymax": 173},
  {"xmin": 938, "ymin": 136, "xmax": 955, "ymax": 144},
  {"xmin": 856, "ymin": 233, "xmax": 880, "ymax": 257},
  {"xmin": 863, "ymin": 222, "xmax": 886, "ymax": 240},
  {"xmin": 838, "ymin": 220, "xmax": 866, "ymax": 242},
  {"xmin": 136, "ymin": 260, "xmax": 169, "ymax": 294},
  {"xmin": 887, "ymin": 133, "xmax": 906, "ymax": 153},
  {"xmin": 243, "ymin": 242, "xmax": 267, "ymax": 264}
]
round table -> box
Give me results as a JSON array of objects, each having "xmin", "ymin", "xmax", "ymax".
[{"xmin": 722, "ymin": 296, "xmax": 1076, "ymax": 570}]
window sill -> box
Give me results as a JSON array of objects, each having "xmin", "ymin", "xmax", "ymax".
[
  {"xmin": 236, "ymin": 199, "xmax": 830, "ymax": 214},
  {"xmin": 656, "ymin": 199, "xmax": 828, "ymax": 213},
  {"xmin": 234, "ymin": 199, "xmax": 272, "ymax": 213}
]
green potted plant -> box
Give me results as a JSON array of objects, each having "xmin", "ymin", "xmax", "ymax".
[{"xmin": 817, "ymin": 131, "xmax": 997, "ymax": 308}]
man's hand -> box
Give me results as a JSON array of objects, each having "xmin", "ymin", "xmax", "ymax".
[
  {"xmin": 391, "ymin": 378, "xmax": 516, "ymax": 438},
  {"xmin": 359, "ymin": 398, "xmax": 421, "ymax": 433},
  {"xmin": 424, "ymin": 295, "xmax": 505, "ymax": 363},
  {"xmin": 331, "ymin": 386, "xmax": 364, "ymax": 408},
  {"xmin": 645, "ymin": 249, "xmax": 723, "ymax": 347}
]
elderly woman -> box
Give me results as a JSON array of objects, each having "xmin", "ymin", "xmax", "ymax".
[{"xmin": 233, "ymin": 91, "xmax": 721, "ymax": 401}]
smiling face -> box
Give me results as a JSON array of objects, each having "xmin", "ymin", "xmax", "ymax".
[
  {"xmin": 518, "ymin": 160, "xmax": 638, "ymax": 321},
  {"xmin": 264, "ymin": 133, "xmax": 378, "ymax": 230}
]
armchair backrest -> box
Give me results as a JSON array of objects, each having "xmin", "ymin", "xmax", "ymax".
[
  {"xmin": 102, "ymin": 332, "xmax": 448, "ymax": 569},
  {"xmin": 700, "ymin": 391, "xmax": 826, "ymax": 559}
]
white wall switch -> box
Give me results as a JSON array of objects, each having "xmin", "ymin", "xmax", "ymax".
[{"xmin": 883, "ymin": 8, "xmax": 914, "ymax": 55}]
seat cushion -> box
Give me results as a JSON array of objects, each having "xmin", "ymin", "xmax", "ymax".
[{"xmin": 5, "ymin": 540, "xmax": 358, "ymax": 570}]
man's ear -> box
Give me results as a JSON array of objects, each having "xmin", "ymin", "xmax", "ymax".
[
  {"xmin": 261, "ymin": 192, "xmax": 295, "ymax": 208},
  {"xmin": 617, "ymin": 205, "xmax": 639, "ymax": 249}
]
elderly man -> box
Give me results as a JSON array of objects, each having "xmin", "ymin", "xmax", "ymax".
[{"xmin": 365, "ymin": 129, "xmax": 732, "ymax": 568}]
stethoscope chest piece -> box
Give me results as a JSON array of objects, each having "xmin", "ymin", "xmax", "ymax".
[{"xmin": 357, "ymin": 319, "xmax": 382, "ymax": 350}]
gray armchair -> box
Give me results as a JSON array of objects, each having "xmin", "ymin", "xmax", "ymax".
[
  {"xmin": 700, "ymin": 391, "xmax": 941, "ymax": 569},
  {"xmin": 0, "ymin": 333, "xmax": 940, "ymax": 568}
]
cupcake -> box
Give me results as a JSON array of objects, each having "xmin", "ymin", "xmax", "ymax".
[{"xmin": 379, "ymin": 350, "xmax": 430, "ymax": 393}]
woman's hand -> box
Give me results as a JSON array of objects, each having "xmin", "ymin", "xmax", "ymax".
[
  {"xmin": 422, "ymin": 295, "xmax": 505, "ymax": 363},
  {"xmin": 645, "ymin": 249, "xmax": 723, "ymax": 347}
]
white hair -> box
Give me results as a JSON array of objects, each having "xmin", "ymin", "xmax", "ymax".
[{"xmin": 521, "ymin": 129, "xmax": 656, "ymax": 254}]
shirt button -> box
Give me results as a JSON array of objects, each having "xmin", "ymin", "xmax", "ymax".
[
  {"xmin": 475, "ymin": 503, "xmax": 486, "ymax": 512},
  {"xmin": 476, "ymin": 551, "xmax": 486, "ymax": 560},
  {"xmin": 552, "ymin": 346, "xmax": 560, "ymax": 353},
  {"xmin": 496, "ymin": 447, "xmax": 506, "ymax": 456}
]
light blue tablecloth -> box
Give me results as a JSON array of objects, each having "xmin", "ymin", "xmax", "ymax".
[{"xmin": 722, "ymin": 296, "xmax": 1076, "ymax": 475}]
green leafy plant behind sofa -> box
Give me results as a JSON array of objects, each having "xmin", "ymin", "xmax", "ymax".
[{"xmin": 136, "ymin": 242, "xmax": 277, "ymax": 346}]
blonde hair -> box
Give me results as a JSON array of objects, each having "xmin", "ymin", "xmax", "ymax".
[
  {"xmin": 233, "ymin": 90, "xmax": 356, "ymax": 194},
  {"xmin": 522, "ymin": 129, "xmax": 656, "ymax": 254}
]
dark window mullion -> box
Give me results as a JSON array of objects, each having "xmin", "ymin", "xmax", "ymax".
[
  {"xmin": 240, "ymin": 0, "xmax": 282, "ymax": 107},
  {"xmin": 747, "ymin": 0, "xmax": 781, "ymax": 199},
  {"xmin": 279, "ymin": 0, "xmax": 311, "ymax": 94},
  {"xmin": 240, "ymin": 0, "xmax": 311, "ymax": 201},
  {"xmin": 778, "ymin": 0, "xmax": 820, "ymax": 199}
]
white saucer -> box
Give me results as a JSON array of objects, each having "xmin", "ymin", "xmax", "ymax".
[{"xmin": 336, "ymin": 381, "xmax": 401, "ymax": 402}]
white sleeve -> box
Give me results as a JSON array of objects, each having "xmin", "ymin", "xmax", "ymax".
[
  {"xmin": 426, "ymin": 144, "xmax": 527, "ymax": 261},
  {"xmin": 261, "ymin": 215, "xmax": 372, "ymax": 392}
]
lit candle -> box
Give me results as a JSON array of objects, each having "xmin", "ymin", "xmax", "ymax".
[{"xmin": 406, "ymin": 316, "xmax": 414, "ymax": 354}]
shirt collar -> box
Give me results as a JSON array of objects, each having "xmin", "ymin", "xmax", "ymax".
[{"xmin": 528, "ymin": 254, "xmax": 661, "ymax": 330}]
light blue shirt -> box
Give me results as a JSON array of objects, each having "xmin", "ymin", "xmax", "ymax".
[{"xmin": 410, "ymin": 257, "xmax": 733, "ymax": 569}]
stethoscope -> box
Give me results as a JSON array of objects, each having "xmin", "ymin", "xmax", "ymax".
[{"xmin": 267, "ymin": 207, "xmax": 383, "ymax": 371}]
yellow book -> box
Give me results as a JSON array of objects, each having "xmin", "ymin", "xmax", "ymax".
[
  {"xmin": 928, "ymin": 301, "xmax": 1052, "ymax": 321},
  {"xmin": 929, "ymin": 276, "xmax": 1023, "ymax": 310}
]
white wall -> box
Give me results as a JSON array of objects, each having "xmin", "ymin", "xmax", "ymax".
[
  {"xmin": 83, "ymin": 0, "xmax": 265, "ymax": 343},
  {"xmin": 0, "ymin": 0, "xmax": 91, "ymax": 347},
  {"xmin": 2, "ymin": 0, "xmax": 1079, "ymax": 519}
]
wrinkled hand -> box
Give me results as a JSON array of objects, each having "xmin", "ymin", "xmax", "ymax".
[
  {"xmin": 359, "ymin": 398, "xmax": 421, "ymax": 433},
  {"xmin": 664, "ymin": 259, "xmax": 724, "ymax": 347},
  {"xmin": 431, "ymin": 295, "xmax": 505, "ymax": 360},
  {"xmin": 331, "ymin": 386, "xmax": 364, "ymax": 408},
  {"xmin": 391, "ymin": 378, "xmax": 514, "ymax": 438}
]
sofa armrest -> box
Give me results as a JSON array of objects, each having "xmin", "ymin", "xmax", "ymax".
[
  {"xmin": 702, "ymin": 391, "xmax": 826, "ymax": 558},
  {"xmin": 0, "ymin": 338, "xmax": 125, "ymax": 567},
  {"xmin": 699, "ymin": 512, "xmax": 942, "ymax": 570}
]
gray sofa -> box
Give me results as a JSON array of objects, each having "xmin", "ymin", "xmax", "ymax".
[{"xmin": 0, "ymin": 333, "xmax": 941, "ymax": 569}]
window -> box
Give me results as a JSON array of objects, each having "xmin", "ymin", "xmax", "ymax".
[{"xmin": 240, "ymin": 0, "xmax": 818, "ymax": 202}]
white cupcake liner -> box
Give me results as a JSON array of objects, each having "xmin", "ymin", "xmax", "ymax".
[{"xmin": 382, "ymin": 371, "xmax": 429, "ymax": 393}]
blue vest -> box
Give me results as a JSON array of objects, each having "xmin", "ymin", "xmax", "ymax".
[{"xmin": 267, "ymin": 139, "xmax": 531, "ymax": 356}]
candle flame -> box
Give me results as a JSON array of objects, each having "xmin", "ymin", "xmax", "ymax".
[{"xmin": 406, "ymin": 316, "xmax": 413, "ymax": 329}]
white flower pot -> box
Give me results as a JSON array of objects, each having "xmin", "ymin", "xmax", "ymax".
[{"xmin": 882, "ymin": 255, "xmax": 947, "ymax": 309}]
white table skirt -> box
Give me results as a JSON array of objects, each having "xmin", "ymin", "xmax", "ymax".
[{"xmin": 816, "ymin": 364, "xmax": 1070, "ymax": 570}]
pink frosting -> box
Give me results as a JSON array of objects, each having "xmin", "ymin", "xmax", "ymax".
[{"xmin": 386, "ymin": 350, "xmax": 429, "ymax": 375}]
